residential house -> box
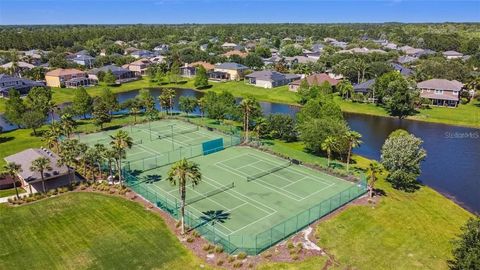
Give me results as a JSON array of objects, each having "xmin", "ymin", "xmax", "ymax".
[
  {"xmin": 418, "ymin": 79, "xmax": 463, "ymax": 107},
  {"xmin": 4, "ymin": 148, "xmax": 80, "ymax": 194},
  {"xmin": 199, "ymin": 44, "xmax": 209, "ymax": 52},
  {"xmin": 262, "ymin": 55, "xmax": 282, "ymax": 66},
  {"xmin": 222, "ymin": 50, "xmax": 248, "ymax": 58},
  {"xmin": 130, "ymin": 50, "xmax": 154, "ymax": 59},
  {"xmin": 245, "ymin": 70, "xmax": 300, "ymax": 88},
  {"xmin": 284, "ymin": 56, "xmax": 317, "ymax": 68},
  {"xmin": 0, "ymin": 74, "xmax": 45, "ymax": 97},
  {"xmin": 331, "ymin": 41, "xmax": 348, "ymax": 49},
  {"xmin": 122, "ymin": 59, "xmax": 151, "ymax": 76},
  {"xmin": 443, "ymin": 51, "xmax": 464, "ymax": 60},
  {"xmin": 153, "ymin": 44, "xmax": 169, "ymax": 54},
  {"xmin": 338, "ymin": 47, "xmax": 386, "ymax": 54},
  {"xmin": 149, "ymin": 55, "xmax": 166, "ymax": 64},
  {"xmin": 304, "ymin": 51, "xmax": 322, "ymax": 61},
  {"xmin": 221, "ymin": 42, "xmax": 242, "ymax": 51},
  {"xmin": 311, "ymin": 44, "xmax": 324, "ymax": 53},
  {"xmin": 399, "ymin": 46, "xmax": 428, "ymax": 57},
  {"xmin": 288, "ymin": 73, "xmax": 339, "ymax": 92},
  {"xmin": 45, "ymin": 68, "xmax": 96, "ymax": 88},
  {"xmin": 211, "ymin": 62, "xmax": 249, "ymax": 81},
  {"xmin": 384, "ymin": 42, "xmax": 398, "ymax": 50},
  {"xmin": 180, "ymin": 61, "xmax": 215, "ymax": 77},
  {"xmin": 24, "ymin": 49, "xmax": 47, "ymax": 59},
  {"xmin": 88, "ymin": 65, "xmax": 137, "ymax": 83},
  {"xmin": 397, "ymin": 55, "xmax": 418, "ymax": 64},
  {"xmin": 353, "ymin": 79, "xmax": 375, "ymax": 95},
  {"xmin": 391, "ymin": 63, "xmax": 413, "ymax": 77},
  {"xmin": 72, "ymin": 54, "xmax": 95, "ymax": 68},
  {"xmin": 0, "ymin": 62, "xmax": 35, "ymax": 75}
]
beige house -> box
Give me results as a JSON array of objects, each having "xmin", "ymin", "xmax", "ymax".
[
  {"xmin": 418, "ymin": 79, "xmax": 463, "ymax": 107},
  {"xmin": 443, "ymin": 51, "xmax": 464, "ymax": 60},
  {"xmin": 45, "ymin": 68, "xmax": 95, "ymax": 88},
  {"xmin": 289, "ymin": 73, "xmax": 339, "ymax": 92},
  {"xmin": 4, "ymin": 148, "xmax": 79, "ymax": 194},
  {"xmin": 213, "ymin": 62, "xmax": 249, "ymax": 81},
  {"xmin": 122, "ymin": 58, "xmax": 151, "ymax": 76}
]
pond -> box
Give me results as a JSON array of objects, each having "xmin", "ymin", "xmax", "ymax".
[{"xmin": 1, "ymin": 87, "xmax": 479, "ymax": 213}]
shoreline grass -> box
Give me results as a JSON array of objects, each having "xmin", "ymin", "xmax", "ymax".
[{"xmin": 2, "ymin": 77, "xmax": 478, "ymax": 128}]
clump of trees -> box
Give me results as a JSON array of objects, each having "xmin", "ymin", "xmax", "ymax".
[
  {"xmin": 448, "ymin": 217, "xmax": 480, "ymax": 270},
  {"xmin": 4, "ymin": 87, "xmax": 53, "ymax": 135},
  {"xmin": 381, "ymin": 129, "xmax": 427, "ymax": 192}
]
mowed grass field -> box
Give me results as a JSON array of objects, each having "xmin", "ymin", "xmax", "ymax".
[{"xmin": 0, "ymin": 192, "xmax": 210, "ymax": 270}]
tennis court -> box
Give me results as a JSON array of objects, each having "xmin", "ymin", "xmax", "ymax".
[
  {"xmin": 78, "ymin": 118, "xmax": 366, "ymax": 254},
  {"xmin": 126, "ymin": 146, "xmax": 366, "ymax": 254},
  {"xmin": 77, "ymin": 118, "xmax": 236, "ymax": 166}
]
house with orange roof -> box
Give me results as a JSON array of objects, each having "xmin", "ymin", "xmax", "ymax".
[
  {"xmin": 288, "ymin": 73, "xmax": 339, "ymax": 92},
  {"xmin": 222, "ymin": 50, "xmax": 248, "ymax": 58},
  {"xmin": 45, "ymin": 68, "xmax": 96, "ymax": 88}
]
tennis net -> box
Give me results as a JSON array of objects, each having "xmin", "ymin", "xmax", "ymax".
[
  {"xmin": 246, "ymin": 161, "xmax": 292, "ymax": 182},
  {"xmin": 186, "ymin": 182, "xmax": 235, "ymax": 205},
  {"xmin": 157, "ymin": 126, "xmax": 199, "ymax": 139}
]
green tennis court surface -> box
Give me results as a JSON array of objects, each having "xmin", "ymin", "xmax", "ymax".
[{"xmin": 78, "ymin": 119, "xmax": 366, "ymax": 255}]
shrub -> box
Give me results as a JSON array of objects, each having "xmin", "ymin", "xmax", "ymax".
[
  {"xmin": 227, "ymin": 256, "xmax": 236, "ymax": 263},
  {"xmin": 233, "ymin": 262, "xmax": 243, "ymax": 268},
  {"xmin": 186, "ymin": 237, "xmax": 195, "ymax": 243},
  {"xmin": 214, "ymin": 245, "xmax": 224, "ymax": 253},
  {"xmin": 263, "ymin": 252, "xmax": 272, "ymax": 259},
  {"xmin": 248, "ymin": 263, "xmax": 254, "ymax": 268},
  {"xmin": 202, "ymin": 243, "xmax": 213, "ymax": 251},
  {"xmin": 216, "ymin": 260, "xmax": 224, "ymax": 266},
  {"xmin": 287, "ymin": 241, "xmax": 295, "ymax": 249},
  {"xmin": 291, "ymin": 254, "xmax": 299, "ymax": 260},
  {"xmin": 192, "ymin": 230, "xmax": 201, "ymax": 238},
  {"xmin": 237, "ymin": 252, "xmax": 247, "ymax": 260}
]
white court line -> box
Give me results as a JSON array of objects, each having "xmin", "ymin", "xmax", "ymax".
[
  {"xmin": 215, "ymin": 162, "xmax": 303, "ymax": 201},
  {"xmin": 147, "ymin": 183, "xmax": 234, "ymax": 234},
  {"xmin": 202, "ymin": 175, "xmax": 278, "ymax": 235},
  {"xmin": 248, "ymin": 162, "xmax": 336, "ymax": 200},
  {"xmin": 250, "ymin": 153, "xmax": 333, "ymax": 185}
]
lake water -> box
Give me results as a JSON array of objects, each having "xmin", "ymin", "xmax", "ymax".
[{"xmin": 1, "ymin": 88, "xmax": 479, "ymax": 213}]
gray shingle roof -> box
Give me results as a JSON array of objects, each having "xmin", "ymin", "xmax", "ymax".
[
  {"xmin": 4, "ymin": 148, "xmax": 69, "ymax": 183},
  {"xmin": 215, "ymin": 62, "xmax": 249, "ymax": 70},
  {"xmin": 245, "ymin": 70, "xmax": 299, "ymax": 82}
]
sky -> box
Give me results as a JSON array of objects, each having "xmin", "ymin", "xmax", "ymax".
[{"xmin": 0, "ymin": 0, "xmax": 478, "ymax": 25}]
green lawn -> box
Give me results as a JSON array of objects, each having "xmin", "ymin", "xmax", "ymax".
[
  {"xmin": 0, "ymin": 187, "xmax": 25, "ymax": 198},
  {"xmin": 0, "ymin": 192, "xmax": 210, "ymax": 270},
  {"xmin": 264, "ymin": 140, "xmax": 473, "ymax": 270},
  {"xmin": 1, "ymin": 76, "xmax": 479, "ymax": 127}
]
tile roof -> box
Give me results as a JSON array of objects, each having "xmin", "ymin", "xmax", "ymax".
[
  {"xmin": 45, "ymin": 68, "xmax": 85, "ymax": 77},
  {"xmin": 290, "ymin": 73, "xmax": 339, "ymax": 86},
  {"xmin": 417, "ymin": 79, "xmax": 463, "ymax": 91}
]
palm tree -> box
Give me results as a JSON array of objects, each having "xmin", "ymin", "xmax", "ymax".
[
  {"xmin": 166, "ymin": 159, "xmax": 202, "ymax": 235},
  {"xmin": 159, "ymin": 88, "xmax": 176, "ymax": 115},
  {"xmin": 84, "ymin": 146, "xmax": 101, "ymax": 182},
  {"xmin": 76, "ymin": 143, "xmax": 88, "ymax": 177},
  {"xmin": 198, "ymin": 97, "xmax": 206, "ymax": 118},
  {"xmin": 30, "ymin": 157, "xmax": 52, "ymax": 193},
  {"xmin": 368, "ymin": 161, "xmax": 383, "ymax": 199},
  {"xmin": 344, "ymin": 131, "xmax": 362, "ymax": 172},
  {"xmin": 321, "ymin": 136, "xmax": 337, "ymax": 167},
  {"xmin": 57, "ymin": 139, "xmax": 80, "ymax": 186},
  {"xmin": 92, "ymin": 144, "xmax": 107, "ymax": 181},
  {"xmin": 240, "ymin": 98, "xmax": 257, "ymax": 143},
  {"xmin": 110, "ymin": 130, "xmax": 133, "ymax": 186},
  {"xmin": 3, "ymin": 162, "xmax": 22, "ymax": 199},
  {"xmin": 60, "ymin": 114, "xmax": 76, "ymax": 138},
  {"xmin": 43, "ymin": 123, "xmax": 63, "ymax": 152}
]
